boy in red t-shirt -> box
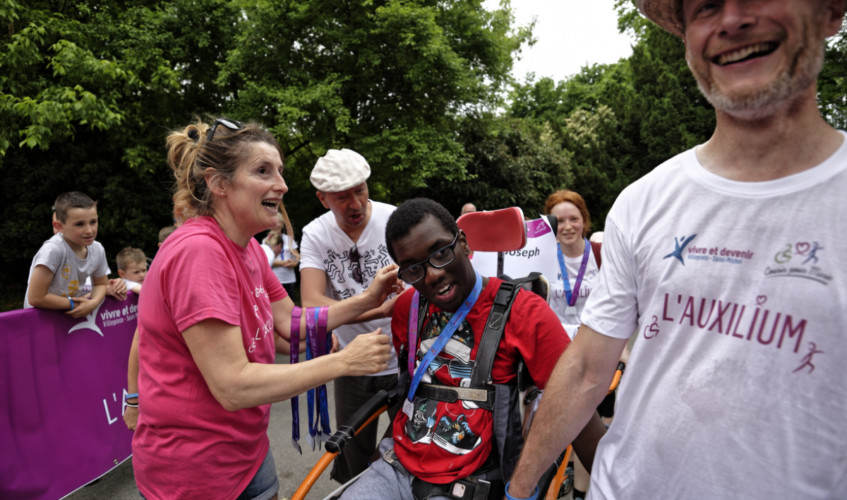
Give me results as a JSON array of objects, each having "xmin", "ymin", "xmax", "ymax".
[{"xmin": 339, "ymin": 198, "xmax": 605, "ymax": 500}]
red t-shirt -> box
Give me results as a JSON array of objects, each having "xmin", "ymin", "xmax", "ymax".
[
  {"xmin": 391, "ymin": 277, "xmax": 569, "ymax": 483},
  {"xmin": 133, "ymin": 217, "xmax": 286, "ymax": 499}
]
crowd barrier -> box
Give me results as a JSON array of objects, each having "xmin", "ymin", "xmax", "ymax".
[
  {"xmin": 0, "ymin": 294, "xmax": 138, "ymax": 500},
  {"xmin": 0, "ymin": 218, "xmax": 557, "ymax": 499}
]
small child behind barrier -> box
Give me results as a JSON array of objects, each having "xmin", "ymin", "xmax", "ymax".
[{"xmin": 116, "ymin": 247, "xmax": 148, "ymax": 294}]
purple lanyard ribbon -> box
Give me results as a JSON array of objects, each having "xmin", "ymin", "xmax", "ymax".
[
  {"xmin": 556, "ymin": 237, "xmax": 591, "ymax": 307},
  {"xmin": 305, "ymin": 306, "xmax": 331, "ymax": 450},
  {"xmin": 290, "ymin": 306, "xmax": 331, "ymax": 452},
  {"xmin": 290, "ymin": 306, "xmax": 302, "ymax": 453}
]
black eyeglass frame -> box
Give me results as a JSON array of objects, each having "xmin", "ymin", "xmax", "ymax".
[
  {"xmin": 397, "ymin": 232, "xmax": 461, "ymax": 285},
  {"xmin": 206, "ymin": 118, "xmax": 243, "ymax": 142}
]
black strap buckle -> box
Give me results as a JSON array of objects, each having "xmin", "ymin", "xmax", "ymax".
[{"xmin": 411, "ymin": 476, "xmax": 491, "ymax": 500}]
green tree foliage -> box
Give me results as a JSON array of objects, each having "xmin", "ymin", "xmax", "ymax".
[
  {"xmin": 430, "ymin": 113, "xmax": 572, "ymax": 216},
  {"xmin": 0, "ymin": 0, "xmax": 192, "ymax": 289},
  {"xmin": 820, "ymin": 19, "xmax": 847, "ymax": 130},
  {"xmin": 0, "ymin": 0, "xmax": 526, "ymax": 303},
  {"xmin": 214, "ymin": 0, "xmax": 528, "ymax": 226},
  {"xmin": 509, "ymin": 0, "xmax": 846, "ymax": 232},
  {"xmin": 0, "ymin": 0, "xmax": 260, "ymax": 297},
  {"xmin": 2, "ymin": 0, "xmax": 846, "ymax": 312}
]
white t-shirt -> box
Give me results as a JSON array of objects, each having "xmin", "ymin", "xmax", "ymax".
[
  {"xmin": 262, "ymin": 234, "xmax": 298, "ymax": 285},
  {"xmin": 24, "ymin": 232, "xmax": 110, "ymax": 308},
  {"xmin": 548, "ymin": 244, "xmax": 599, "ymax": 339},
  {"xmin": 300, "ymin": 200, "xmax": 398, "ymax": 376},
  {"xmin": 583, "ymin": 133, "xmax": 847, "ymax": 499},
  {"xmin": 124, "ymin": 279, "xmax": 142, "ymax": 294}
]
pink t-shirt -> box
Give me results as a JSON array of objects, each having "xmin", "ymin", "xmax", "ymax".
[{"xmin": 133, "ymin": 217, "xmax": 286, "ymax": 499}]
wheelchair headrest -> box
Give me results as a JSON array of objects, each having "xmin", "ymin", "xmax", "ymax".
[{"xmin": 457, "ymin": 207, "xmax": 526, "ymax": 253}]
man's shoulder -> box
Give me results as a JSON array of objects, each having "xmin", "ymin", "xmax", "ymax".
[
  {"xmin": 301, "ymin": 211, "xmax": 335, "ymax": 235},
  {"xmin": 510, "ymin": 286, "xmax": 552, "ymax": 316},
  {"xmin": 365, "ymin": 201, "xmax": 397, "ymax": 228},
  {"xmin": 370, "ymin": 200, "xmax": 397, "ymax": 214},
  {"xmin": 477, "ymin": 277, "xmax": 546, "ymax": 316},
  {"xmin": 609, "ymin": 147, "xmax": 696, "ymax": 214},
  {"xmin": 630, "ymin": 148, "xmax": 694, "ymax": 188}
]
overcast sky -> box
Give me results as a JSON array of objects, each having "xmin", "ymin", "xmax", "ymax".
[{"xmin": 484, "ymin": 0, "xmax": 636, "ymax": 83}]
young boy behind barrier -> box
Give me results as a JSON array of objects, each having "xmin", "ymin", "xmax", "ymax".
[
  {"xmin": 25, "ymin": 191, "xmax": 110, "ymax": 318},
  {"xmin": 116, "ymin": 247, "xmax": 148, "ymax": 295}
]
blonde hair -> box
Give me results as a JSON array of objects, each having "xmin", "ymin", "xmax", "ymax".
[
  {"xmin": 158, "ymin": 225, "xmax": 176, "ymax": 244},
  {"xmin": 265, "ymin": 206, "xmax": 300, "ymax": 259},
  {"xmin": 265, "ymin": 231, "xmax": 282, "ymax": 245},
  {"xmin": 116, "ymin": 247, "xmax": 147, "ymax": 271},
  {"xmin": 166, "ymin": 117, "xmax": 282, "ymax": 224}
]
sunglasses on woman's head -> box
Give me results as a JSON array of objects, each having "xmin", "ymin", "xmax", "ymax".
[{"xmin": 206, "ymin": 118, "xmax": 243, "ymax": 142}]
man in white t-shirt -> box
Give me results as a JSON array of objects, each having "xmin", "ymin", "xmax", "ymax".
[
  {"xmin": 506, "ymin": 1, "xmax": 847, "ymax": 499},
  {"xmin": 299, "ymin": 148, "xmax": 399, "ymax": 483}
]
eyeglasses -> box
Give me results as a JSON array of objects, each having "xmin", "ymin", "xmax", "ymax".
[
  {"xmin": 206, "ymin": 118, "xmax": 243, "ymax": 142},
  {"xmin": 350, "ymin": 246, "xmax": 365, "ymax": 285},
  {"xmin": 397, "ymin": 232, "xmax": 460, "ymax": 285}
]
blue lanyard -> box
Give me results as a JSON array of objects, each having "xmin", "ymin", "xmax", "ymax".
[
  {"xmin": 407, "ymin": 273, "xmax": 483, "ymax": 402},
  {"xmin": 556, "ymin": 237, "xmax": 591, "ymax": 307}
]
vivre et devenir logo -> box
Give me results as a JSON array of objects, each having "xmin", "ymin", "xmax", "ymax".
[{"xmin": 663, "ymin": 234, "xmax": 754, "ymax": 266}]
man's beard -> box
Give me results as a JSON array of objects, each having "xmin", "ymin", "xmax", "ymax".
[{"xmin": 689, "ymin": 23, "xmax": 825, "ymax": 120}]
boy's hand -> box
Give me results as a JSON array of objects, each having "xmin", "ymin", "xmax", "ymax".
[
  {"xmin": 107, "ymin": 279, "xmax": 127, "ymax": 301},
  {"xmin": 375, "ymin": 293, "xmax": 401, "ymax": 318},
  {"xmin": 67, "ymin": 296, "xmax": 97, "ymax": 318}
]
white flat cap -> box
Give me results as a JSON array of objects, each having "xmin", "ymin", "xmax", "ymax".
[{"xmin": 310, "ymin": 148, "xmax": 371, "ymax": 192}]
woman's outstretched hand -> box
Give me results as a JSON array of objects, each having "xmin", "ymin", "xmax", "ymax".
[{"xmin": 341, "ymin": 329, "xmax": 392, "ymax": 376}]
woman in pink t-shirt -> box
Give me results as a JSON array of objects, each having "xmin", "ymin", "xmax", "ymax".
[{"xmin": 132, "ymin": 118, "xmax": 399, "ymax": 500}]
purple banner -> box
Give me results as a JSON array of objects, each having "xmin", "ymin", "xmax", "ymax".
[
  {"xmin": 0, "ymin": 294, "xmax": 138, "ymax": 500},
  {"xmin": 524, "ymin": 217, "xmax": 552, "ymax": 238}
]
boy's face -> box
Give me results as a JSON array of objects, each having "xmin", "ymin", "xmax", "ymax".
[
  {"xmin": 55, "ymin": 207, "xmax": 98, "ymax": 251},
  {"xmin": 120, "ymin": 261, "xmax": 148, "ymax": 284},
  {"xmin": 390, "ymin": 214, "xmax": 474, "ymax": 313}
]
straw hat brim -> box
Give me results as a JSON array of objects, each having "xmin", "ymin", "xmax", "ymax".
[
  {"xmin": 637, "ymin": 0, "xmax": 847, "ymax": 38},
  {"xmin": 636, "ymin": 0, "xmax": 685, "ymax": 38}
]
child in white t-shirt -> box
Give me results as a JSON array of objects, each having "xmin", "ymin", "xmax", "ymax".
[{"xmin": 116, "ymin": 246, "xmax": 148, "ymax": 294}]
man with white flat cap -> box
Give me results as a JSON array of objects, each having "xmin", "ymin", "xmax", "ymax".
[
  {"xmin": 506, "ymin": 1, "xmax": 847, "ymax": 499},
  {"xmin": 299, "ymin": 148, "xmax": 399, "ymax": 484}
]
